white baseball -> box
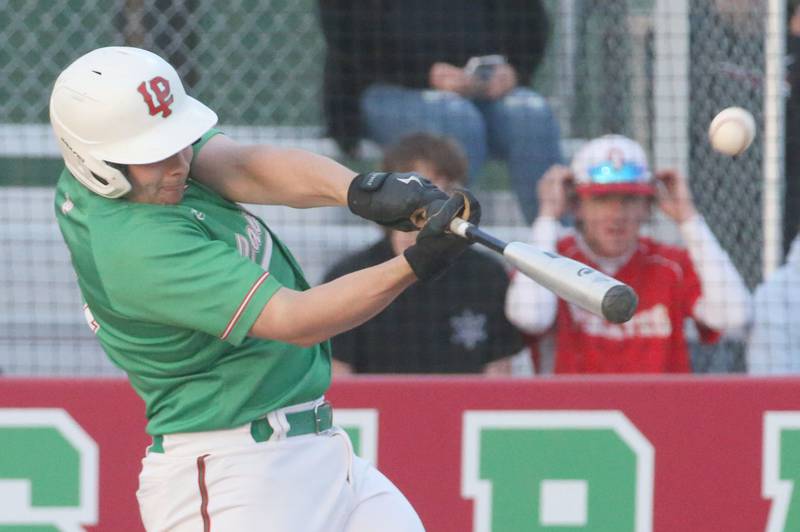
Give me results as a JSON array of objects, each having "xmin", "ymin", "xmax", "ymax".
[{"xmin": 708, "ymin": 107, "xmax": 756, "ymax": 156}]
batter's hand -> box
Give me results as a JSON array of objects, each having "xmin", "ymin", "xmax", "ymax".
[
  {"xmin": 348, "ymin": 172, "xmax": 449, "ymax": 231},
  {"xmin": 403, "ymin": 188, "xmax": 481, "ymax": 281},
  {"xmin": 654, "ymin": 169, "xmax": 697, "ymax": 223},
  {"xmin": 537, "ymin": 164, "xmax": 574, "ymax": 219}
]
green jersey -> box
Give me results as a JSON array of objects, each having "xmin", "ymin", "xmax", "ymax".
[{"xmin": 54, "ymin": 130, "xmax": 331, "ymax": 435}]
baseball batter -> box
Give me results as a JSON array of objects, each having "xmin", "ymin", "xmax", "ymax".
[
  {"xmin": 50, "ymin": 47, "xmax": 479, "ymax": 531},
  {"xmin": 505, "ymin": 134, "xmax": 752, "ymax": 373}
]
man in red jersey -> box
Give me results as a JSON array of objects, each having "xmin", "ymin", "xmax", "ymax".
[{"xmin": 505, "ymin": 134, "xmax": 751, "ymax": 373}]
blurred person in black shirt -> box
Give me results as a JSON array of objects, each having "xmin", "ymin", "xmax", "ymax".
[
  {"xmin": 785, "ymin": 1, "xmax": 800, "ymax": 255},
  {"xmin": 324, "ymin": 133, "xmax": 524, "ymax": 374}
]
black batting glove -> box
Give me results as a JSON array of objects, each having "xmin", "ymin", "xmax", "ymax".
[
  {"xmin": 348, "ymin": 172, "xmax": 449, "ymax": 231},
  {"xmin": 403, "ymin": 188, "xmax": 482, "ymax": 282}
]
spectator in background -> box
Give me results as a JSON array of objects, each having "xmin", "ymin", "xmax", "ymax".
[
  {"xmin": 749, "ymin": 1, "xmax": 800, "ymax": 370},
  {"xmin": 325, "ymin": 133, "xmax": 524, "ymax": 375},
  {"xmin": 785, "ymin": 1, "xmax": 800, "ymax": 255},
  {"xmin": 505, "ymin": 135, "xmax": 751, "ymax": 373},
  {"xmin": 747, "ymin": 233, "xmax": 800, "ymax": 374},
  {"xmin": 319, "ymin": 0, "xmax": 563, "ymax": 224}
]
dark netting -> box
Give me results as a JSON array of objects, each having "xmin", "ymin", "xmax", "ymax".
[{"xmin": 0, "ymin": 0, "xmax": 788, "ymax": 375}]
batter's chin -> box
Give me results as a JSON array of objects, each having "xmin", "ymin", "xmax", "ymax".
[{"xmin": 159, "ymin": 189, "xmax": 185, "ymax": 205}]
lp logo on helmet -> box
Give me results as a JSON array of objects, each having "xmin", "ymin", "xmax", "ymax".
[{"xmin": 137, "ymin": 76, "xmax": 174, "ymax": 118}]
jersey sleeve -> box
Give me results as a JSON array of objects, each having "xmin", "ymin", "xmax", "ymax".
[
  {"xmin": 747, "ymin": 272, "xmax": 794, "ymax": 374},
  {"xmin": 504, "ymin": 218, "xmax": 562, "ymax": 334},
  {"xmin": 678, "ymin": 250, "xmax": 721, "ymax": 344},
  {"xmin": 679, "ymin": 215, "xmax": 752, "ymax": 333},
  {"xmin": 684, "ymin": 256, "xmax": 701, "ymax": 310},
  {"xmin": 93, "ymin": 211, "xmax": 282, "ymax": 346},
  {"xmin": 192, "ymin": 128, "xmax": 223, "ymax": 155},
  {"xmin": 483, "ymin": 259, "xmax": 525, "ymax": 363}
]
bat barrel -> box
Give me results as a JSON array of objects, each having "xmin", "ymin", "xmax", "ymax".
[
  {"xmin": 448, "ymin": 218, "xmax": 638, "ymax": 323},
  {"xmin": 601, "ymin": 284, "xmax": 639, "ymax": 324},
  {"xmin": 503, "ymin": 242, "xmax": 638, "ymax": 324}
]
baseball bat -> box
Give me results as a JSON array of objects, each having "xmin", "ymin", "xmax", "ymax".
[{"xmin": 449, "ymin": 217, "xmax": 639, "ymax": 324}]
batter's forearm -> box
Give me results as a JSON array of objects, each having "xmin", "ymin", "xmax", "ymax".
[
  {"xmin": 239, "ymin": 146, "xmax": 355, "ymax": 208},
  {"xmin": 249, "ymin": 256, "xmax": 416, "ymax": 346},
  {"xmin": 191, "ymin": 134, "xmax": 356, "ymax": 207}
]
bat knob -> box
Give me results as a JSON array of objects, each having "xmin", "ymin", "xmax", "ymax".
[{"xmin": 601, "ymin": 284, "xmax": 639, "ymax": 323}]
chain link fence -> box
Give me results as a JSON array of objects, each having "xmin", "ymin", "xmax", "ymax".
[{"xmin": 0, "ymin": 0, "xmax": 788, "ymax": 375}]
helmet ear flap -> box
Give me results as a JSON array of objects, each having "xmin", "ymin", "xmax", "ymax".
[
  {"xmin": 81, "ymin": 159, "xmax": 131, "ymax": 199},
  {"xmin": 51, "ymin": 112, "xmax": 133, "ymax": 198},
  {"xmin": 106, "ymin": 162, "xmax": 129, "ymax": 180},
  {"xmin": 58, "ymin": 140, "xmax": 132, "ymax": 198},
  {"xmin": 75, "ymin": 165, "xmax": 131, "ymax": 199}
]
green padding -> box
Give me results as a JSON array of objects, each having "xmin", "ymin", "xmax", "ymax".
[{"xmin": 0, "ymin": 158, "xmax": 63, "ymax": 186}]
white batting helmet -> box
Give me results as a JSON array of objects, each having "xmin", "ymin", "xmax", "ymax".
[
  {"xmin": 49, "ymin": 46, "xmax": 218, "ymax": 198},
  {"xmin": 571, "ymin": 134, "xmax": 655, "ymax": 197}
]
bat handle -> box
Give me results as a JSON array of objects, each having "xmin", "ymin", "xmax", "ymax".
[{"xmin": 449, "ymin": 217, "xmax": 472, "ymax": 238}]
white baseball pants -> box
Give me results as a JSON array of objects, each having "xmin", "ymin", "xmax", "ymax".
[{"xmin": 136, "ymin": 408, "xmax": 424, "ymax": 531}]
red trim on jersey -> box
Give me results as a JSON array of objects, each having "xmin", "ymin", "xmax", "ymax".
[
  {"xmin": 220, "ymin": 272, "xmax": 270, "ymax": 340},
  {"xmin": 197, "ymin": 454, "xmax": 211, "ymax": 532}
]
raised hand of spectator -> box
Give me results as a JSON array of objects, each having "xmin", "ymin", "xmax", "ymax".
[
  {"xmin": 429, "ymin": 62, "xmax": 473, "ymax": 95},
  {"xmin": 654, "ymin": 169, "xmax": 698, "ymax": 223},
  {"xmin": 537, "ymin": 164, "xmax": 574, "ymax": 219},
  {"xmin": 484, "ymin": 64, "xmax": 518, "ymax": 99},
  {"xmin": 429, "ymin": 61, "xmax": 518, "ymax": 99},
  {"xmin": 791, "ymin": 4, "xmax": 800, "ymax": 36}
]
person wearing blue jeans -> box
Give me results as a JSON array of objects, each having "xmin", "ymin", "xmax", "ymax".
[
  {"xmin": 320, "ymin": 0, "xmax": 562, "ymax": 224},
  {"xmin": 361, "ymin": 84, "xmax": 562, "ymax": 223}
]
